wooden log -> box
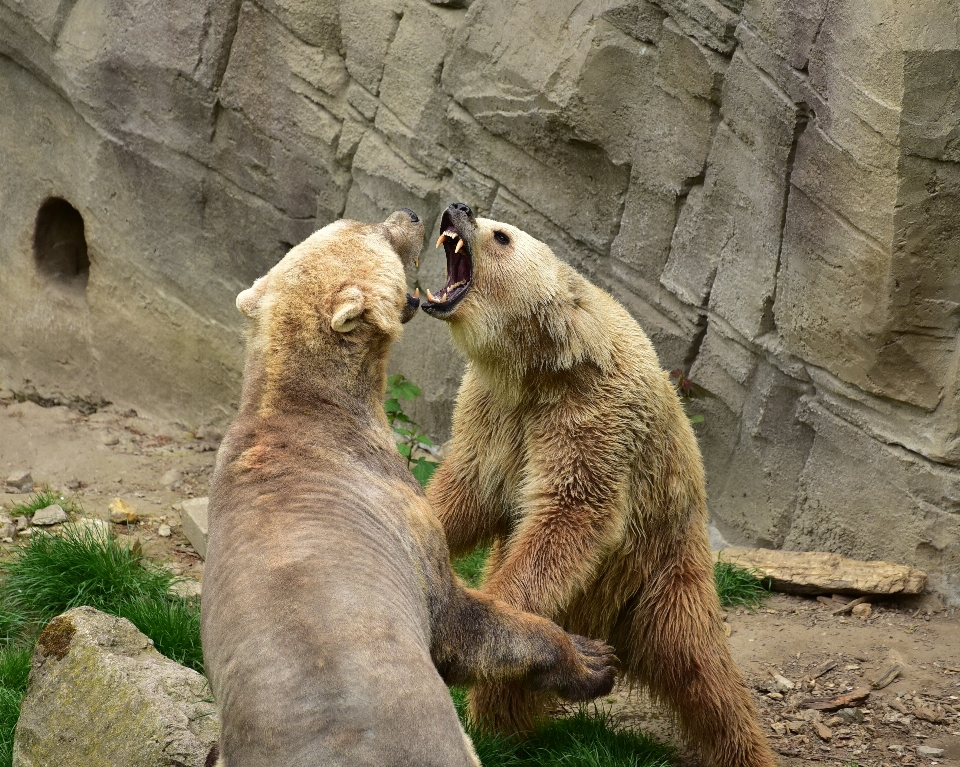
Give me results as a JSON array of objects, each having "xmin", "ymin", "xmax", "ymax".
[{"xmin": 717, "ymin": 547, "xmax": 927, "ymax": 596}]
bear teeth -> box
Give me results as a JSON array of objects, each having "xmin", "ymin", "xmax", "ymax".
[
  {"xmin": 444, "ymin": 229, "xmax": 458, "ymax": 238},
  {"xmin": 455, "ymin": 239, "xmax": 465, "ymax": 253},
  {"xmin": 426, "ymin": 288, "xmax": 439, "ymax": 303},
  {"xmin": 436, "ymin": 234, "xmax": 446, "ymax": 249}
]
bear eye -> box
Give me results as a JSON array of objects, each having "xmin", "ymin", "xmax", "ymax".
[{"xmin": 494, "ymin": 231, "xmax": 510, "ymax": 245}]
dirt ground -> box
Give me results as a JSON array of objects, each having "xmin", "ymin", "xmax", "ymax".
[{"xmin": 2, "ymin": 396, "xmax": 959, "ymax": 766}]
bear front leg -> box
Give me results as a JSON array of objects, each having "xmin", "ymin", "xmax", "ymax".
[
  {"xmin": 480, "ymin": 419, "xmax": 629, "ymax": 619},
  {"xmin": 428, "ymin": 441, "xmax": 503, "ymax": 558},
  {"xmin": 430, "ymin": 582, "xmax": 617, "ymax": 707}
]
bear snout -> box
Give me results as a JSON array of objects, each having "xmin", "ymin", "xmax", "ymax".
[
  {"xmin": 398, "ymin": 207, "xmax": 420, "ymax": 223},
  {"xmin": 382, "ymin": 209, "xmax": 426, "ymax": 269}
]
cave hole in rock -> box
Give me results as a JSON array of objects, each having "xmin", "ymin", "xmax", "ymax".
[{"xmin": 33, "ymin": 198, "xmax": 90, "ymax": 290}]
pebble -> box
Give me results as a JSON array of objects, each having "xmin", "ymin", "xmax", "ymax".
[
  {"xmin": 915, "ymin": 705, "xmax": 943, "ymax": 723},
  {"xmin": 0, "ymin": 390, "xmax": 14, "ymax": 401},
  {"xmin": 836, "ymin": 707, "xmax": 864, "ymax": 723},
  {"xmin": 917, "ymin": 746, "xmax": 945, "ymax": 757},
  {"xmin": 0, "ymin": 523, "xmax": 15, "ymax": 540},
  {"xmin": 157, "ymin": 524, "xmax": 172, "ymax": 538},
  {"xmin": 852, "ymin": 603, "xmax": 872, "ymax": 618},
  {"xmin": 15, "ymin": 516, "xmax": 29, "ymax": 531},
  {"xmin": 5, "ymin": 469, "xmax": 33, "ymax": 490},
  {"xmin": 108, "ymin": 498, "xmax": 139, "ymax": 524},
  {"xmin": 170, "ymin": 580, "xmax": 202, "ymax": 599},
  {"xmin": 31, "ymin": 504, "xmax": 69, "ymax": 526},
  {"xmin": 102, "ymin": 435, "xmax": 120, "ymax": 446},
  {"xmin": 195, "ymin": 426, "xmax": 222, "ymax": 442},
  {"xmin": 770, "ymin": 673, "xmax": 794, "ymax": 692}
]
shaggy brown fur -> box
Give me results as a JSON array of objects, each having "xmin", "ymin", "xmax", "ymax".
[
  {"xmin": 421, "ymin": 203, "xmax": 777, "ymax": 767},
  {"xmin": 201, "ymin": 210, "xmax": 617, "ymax": 767}
]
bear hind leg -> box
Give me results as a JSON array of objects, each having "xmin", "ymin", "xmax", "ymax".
[{"xmin": 627, "ymin": 552, "xmax": 777, "ymax": 767}]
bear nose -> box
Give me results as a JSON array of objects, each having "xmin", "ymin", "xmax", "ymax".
[
  {"xmin": 398, "ymin": 207, "xmax": 420, "ymax": 223},
  {"xmin": 451, "ymin": 202, "xmax": 473, "ymax": 217}
]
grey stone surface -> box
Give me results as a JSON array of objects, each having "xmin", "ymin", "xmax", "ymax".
[
  {"xmin": 30, "ymin": 504, "xmax": 68, "ymax": 526},
  {"xmin": 1, "ymin": 0, "xmax": 959, "ymax": 600},
  {"xmin": 180, "ymin": 497, "xmax": 209, "ymax": 560},
  {"xmin": 13, "ymin": 606, "xmax": 219, "ymax": 767},
  {"xmin": 5, "ymin": 470, "xmax": 33, "ymax": 490}
]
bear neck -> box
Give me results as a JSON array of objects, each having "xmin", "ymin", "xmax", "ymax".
[
  {"xmin": 456, "ymin": 268, "xmax": 616, "ymax": 401},
  {"xmin": 239, "ymin": 330, "xmax": 392, "ymax": 428}
]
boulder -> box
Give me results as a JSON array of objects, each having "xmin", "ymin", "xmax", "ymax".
[{"xmin": 13, "ymin": 607, "xmax": 219, "ymax": 767}]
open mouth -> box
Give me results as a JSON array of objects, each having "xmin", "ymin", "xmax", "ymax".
[{"xmin": 421, "ymin": 210, "xmax": 473, "ymax": 318}]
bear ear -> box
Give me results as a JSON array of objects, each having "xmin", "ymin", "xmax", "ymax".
[
  {"xmin": 331, "ymin": 286, "xmax": 366, "ymax": 333},
  {"xmin": 237, "ymin": 276, "xmax": 269, "ymax": 318}
]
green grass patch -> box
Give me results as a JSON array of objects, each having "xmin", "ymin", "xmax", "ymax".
[
  {"xmin": 0, "ymin": 530, "xmax": 677, "ymax": 767},
  {"xmin": 115, "ymin": 596, "xmax": 204, "ymax": 673},
  {"xmin": 713, "ymin": 558, "xmax": 770, "ymax": 609},
  {"xmin": 0, "ymin": 646, "xmax": 32, "ymax": 766},
  {"xmin": 5, "ymin": 489, "xmax": 82, "ymax": 518},
  {"xmin": 0, "ymin": 526, "xmax": 204, "ymax": 767},
  {"xmin": 453, "ymin": 545, "xmax": 491, "ymax": 589},
  {"xmin": 0, "ymin": 527, "xmax": 177, "ymax": 629},
  {"xmin": 451, "ymin": 688, "xmax": 674, "ymax": 767}
]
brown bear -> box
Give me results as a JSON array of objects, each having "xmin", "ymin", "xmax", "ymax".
[
  {"xmin": 201, "ymin": 209, "xmax": 617, "ymax": 767},
  {"xmin": 421, "ymin": 202, "xmax": 777, "ymax": 767}
]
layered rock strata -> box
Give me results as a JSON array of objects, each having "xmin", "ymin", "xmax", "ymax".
[{"xmin": 1, "ymin": 0, "xmax": 958, "ymax": 598}]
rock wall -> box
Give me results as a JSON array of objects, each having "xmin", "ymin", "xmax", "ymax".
[{"xmin": 1, "ymin": 0, "xmax": 959, "ymax": 599}]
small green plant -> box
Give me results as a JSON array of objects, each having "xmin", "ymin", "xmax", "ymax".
[
  {"xmin": 6, "ymin": 489, "xmax": 82, "ymax": 518},
  {"xmin": 384, "ymin": 374, "xmax": 440, "ymax": 486},
  {"xmin": 115, "ymin": 596, "xmax": 203, "ymax": 673},
  {"xmin": 669, "ymin": 369, "xmax": 712, "ymax": 425},
  {"xmin": 714, "ymin": 557, "xmax": 771, "ymax": 609}
]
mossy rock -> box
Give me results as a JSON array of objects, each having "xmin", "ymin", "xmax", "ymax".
[{"xmin": 13, "ymin": 607, "xmax": 219, "ymax": 767}]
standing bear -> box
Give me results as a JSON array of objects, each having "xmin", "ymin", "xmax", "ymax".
[
  {"xmin": 201, "ymin": 210, "xmax": 618, "ymax": 767},
  {"xmin": 421, "ymin": 202, "xmax": 777, "ymax": 767}
]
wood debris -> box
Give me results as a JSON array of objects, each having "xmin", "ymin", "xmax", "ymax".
[
  {"xmin": 871, "ymin": 663, "xmax": 904, "ymax": 690},
  {"xmin": 801, "ymin": 686, "xmax": 871, "ymax": 711}
]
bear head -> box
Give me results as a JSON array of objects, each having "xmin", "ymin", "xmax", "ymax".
[
  {"xmin": 420, "ymin": 203, "xmax": 606, "ymax": 378},
  {"xmin": 235, "ymin": 209, "xmax": 424, "ymax": 409}
]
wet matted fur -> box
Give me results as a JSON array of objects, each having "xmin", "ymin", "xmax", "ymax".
[{"xmin": 421, "ymin": 203, "xmax": 777, "ymax": 767}]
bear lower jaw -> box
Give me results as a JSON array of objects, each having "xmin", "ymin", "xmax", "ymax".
[
  {"xmin": 401, "ymin": 291, "xmax": 421, "ymax": 323},
  {"xmin": 421, "ymin": 282, "xmax": 471, "ymax": 318}
]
